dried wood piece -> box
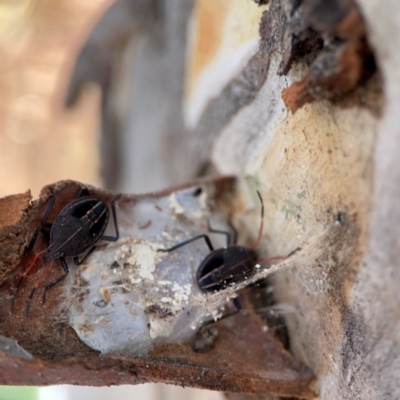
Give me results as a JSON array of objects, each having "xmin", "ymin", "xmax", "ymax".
[
  {"xmin": 0, "ymin": 178, "xmax": 316, "ymax": 397},
  {"xmin": 260, "ymin": 0, "xmax": 380, "ymax": 113},
  {"xmin": 0, "ymin": 191, "xmax": 32, "ymax": 286}
]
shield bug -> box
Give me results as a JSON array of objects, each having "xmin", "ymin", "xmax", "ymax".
[
  {"xmin": 13, "ymin": 186, "xmax": 120, "ymax": 316},
  {"xmin": 158, "ymin": 191, "xmax": 290, "ymax": 322}
]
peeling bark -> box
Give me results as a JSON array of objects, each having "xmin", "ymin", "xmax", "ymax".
[
  {"xmin": 2, "ymin": 0, "xmax": 399, "ymax": 398},
  {"xmin": 0, "ymin": 192, "xmax": 31, "ymax": 286},
  {"xmin": 0, "ymin": 178, "xmax": 316, "ymax": 398},
  {"xmin": 260, "ymin": 0, "xmax": 380, "ymax": 113}
]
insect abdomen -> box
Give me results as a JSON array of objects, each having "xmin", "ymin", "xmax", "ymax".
[{"xmin": 196, "ymin": 246, "xmax": 257, "ymax": 292}]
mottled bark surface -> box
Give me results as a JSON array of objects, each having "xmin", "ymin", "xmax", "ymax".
[
  {"xmin": 0, "ymin": 192, "xmax": 31, "ymax": 285},
  {"xmin": 1, "ymin": 0, "xmax": 400, "ymax": 398},
  {"xmin": 259, "ymin": 0, "xmax": 379, "ymax": 113},
  {"xmin": 0, "ymin": 178, "xmax": 316, "ymax": 398},
  {"xmin": 209, "ymin": 0, "xmax": 395, "ymax": 399}
]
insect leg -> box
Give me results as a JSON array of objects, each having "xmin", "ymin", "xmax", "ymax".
[
  {"xmin": 25, "ymin": 195, "xmax": 55, "ymax": 253},
  {"xmin": 42, "ymin": 257, "xmax": 70, "ymax": 304},
  {"xmin": 12, "ymin": 212, "xmax": 53, "ymax": 305},
  {"xmin": 202, "ymin": 298, "xmax": 242, "ymax": 328},
  {"xmin": 26, "ymin": 260, "xmax": 55, "ymax": 316},
  {"xmin": 73, "ymin": 246, "xmax": 100, "ymax": 266},
  {"xmin": 225, "ymin": 297, "xmax": 242, "ymax": 319},
  {"xmin": 40, "ymin": 193, "xmax": 55, "ymax": 227},
  {"xmin": 11, "ymin": 250, "xmax": 45, "ymax": 307},
  {"xmin": 26, "ymin": 227, "xmax": 42, "ymax": 252},
  {"xmin": 250, "ymin": 190, "xmax": 264, "ymax": 250},
  {"xmin": 207, "ymin": 220, "xmax": 231, "ymax": 246},
  {"xmin": 12, "ymin": 228, "xmax": 50, "ymax": 307},
  {"xmin": 228, "ymin": 220, "xmax": 238, "ymax": 245},
  {"xmin": 101, "ymin": 194, "xmax": 121, "ymax": 241},
  {"xmin": 286, "ymin": 247, "xmax": 301, "ymax": 257},
  {"xmin": 13, "ymin": 194, "xmax": 56, "ymax": 310},
  {"xmin": 158, "ymin": 234, "xmax": 214, "ymax": 253},
  {"xmin": 75, "ymin": 186, "xmax": 89, "ymax": 199}
]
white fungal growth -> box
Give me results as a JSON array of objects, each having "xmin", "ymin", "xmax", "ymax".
[
  {"xmin": 158, "ymin": 280, "xmax": 172, "ymax": 285},
  {"xmin": 130, "ymin": 243, "xmax": 157, "ymax": 281},
  {"xmin": 169, "ymin": 192, "xmax": 185, "ymax": 216}
]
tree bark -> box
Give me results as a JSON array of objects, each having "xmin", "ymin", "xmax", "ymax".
[{"xmin": 2, "ymin": 0, "xmax": 400, "ymax": 398}]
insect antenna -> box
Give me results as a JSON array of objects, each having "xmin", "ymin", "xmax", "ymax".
[
  {"xmin": 257, "ymin": 246, "xmax": 301, "ymax": 266},
  {"xmin": 250, "ymin": 190, "xmax": 264, "ymax": 250}
]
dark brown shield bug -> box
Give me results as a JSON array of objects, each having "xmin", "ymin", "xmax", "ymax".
[
  {"xmin": 158, "ymin": 191, "xmax": 287, "ymax": 322},
  {"xmin": 13, "ymin": 186, "xmax": 120, "ymax": 316}
]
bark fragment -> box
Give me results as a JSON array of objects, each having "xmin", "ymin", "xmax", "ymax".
[
  {"xmin": 0, "ymin": 191, "xmax": 31, "ymax": 286},
  {"xmin": 260, "ymin": 0, "xmax": 380, "ymax": 112},
  {"xmin": 0, "ymin": 178, "xmax": 316, "ymax": 398}
]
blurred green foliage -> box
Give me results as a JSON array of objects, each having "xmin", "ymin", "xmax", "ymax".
[{"xmin": 0, "ymin": 386, "xmax": 37, "ymax": 400}]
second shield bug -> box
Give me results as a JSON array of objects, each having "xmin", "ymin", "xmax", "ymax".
[
  {"xmin": 158, "ymin": 191, "xmax": 290, "ymax": 322},
  {"xmin": 13, "ymin": 186, "xmax": 120, "ymax": 316}
]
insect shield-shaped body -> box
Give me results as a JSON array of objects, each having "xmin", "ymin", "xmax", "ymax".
[
  {"xmin": 44, "ymin": 196, "xmax": 111, "ymax": 262},
  {"xmin": 196, "ymin": 246, "xmax": 258, "ymax": 292},
  {"xmin": 13, "ymin": 187, "xmax": 120, "ymax": 316}
]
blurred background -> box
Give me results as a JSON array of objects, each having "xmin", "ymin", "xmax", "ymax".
[
  {"xmin": 0, "ymin": 0, "xmax": 264, "ymax": 197},
  {"xmin": 0, "ymin": 0, "xmax": 264, "ymax": 398},
  {"xmin": 0, "ymin": 0, "xmax": 107, "ymax": 197},
  {"xmin": 2, "ymin": 384, "xmax": 225, "ymax": 400}
]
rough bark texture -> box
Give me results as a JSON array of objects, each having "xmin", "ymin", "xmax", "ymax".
[
  {"xmin": 259, "ymin": 0, "xmax": 380, "ymax": 113},
  {"xmin": 335, "ymin": 0, "xmax": 400, "ymax": 398},
  {"xmin": 1, "ymin": 0, "xmax": 400, "ymax": 398},
  {"xmin": 0, "ymin": 179, "xmax": 316, "ymax": 398},
  {"xmin": 209, "ymin": 0, "xmax": 393, "ymax": 399},
  {"xmin": 0, "ymin": 192, "xmax": 32, "ymax": 286},
  {"xmin": 66, "ymin": 0, "xmax": 268, "ymax": 193}
]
